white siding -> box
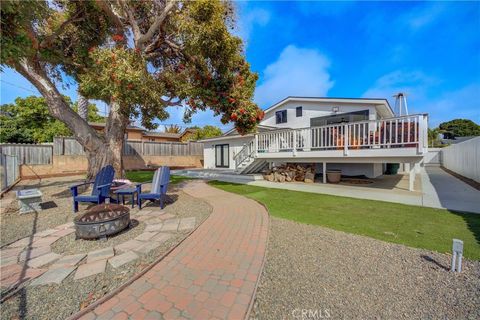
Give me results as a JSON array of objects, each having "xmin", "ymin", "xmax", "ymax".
[
  {"xmin": 203, "ymin": 137, "xmax": 252, "ymax": 169},
  {"xmin": 261, "ymin": 101, "xmax": 378, "ymax": 129}
]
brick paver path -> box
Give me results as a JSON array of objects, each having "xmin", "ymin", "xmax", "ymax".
[{"xmin": 79, "ymin": 180, "xmax": 269, "ymax": 320}]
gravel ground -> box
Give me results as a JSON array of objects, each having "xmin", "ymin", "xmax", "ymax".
[
  {"xmin": 1, "ymin": 176, "xmax": 85, "ymax": 246},
  {"xmin": 251, "ymin": 217, "xmax": 480, "ymax": 320},
  {"xmin": 1, "ymin": 182, "xmax": 212, "ymax": 320}
]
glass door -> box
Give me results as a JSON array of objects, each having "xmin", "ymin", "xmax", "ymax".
[{"xmin": 215, "ymin": 144, "xmax": 229, "ymax": 168}]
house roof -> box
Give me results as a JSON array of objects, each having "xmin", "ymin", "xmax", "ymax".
[
  {"xmin": 88, "ymin": 122, "xmax": 144, "ymax": 131},
  {"xmin": 143, "ymin": 131, "xmax": 182, "ymax": 138},
  {"xmin": 263, "ymin": 96, "xmax": 395, "ymax": 118}
]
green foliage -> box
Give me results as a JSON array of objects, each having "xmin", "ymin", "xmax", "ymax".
[
  {"xmin": 1, "ymin": 0, "xmax": 261, "ymax": 148},
  {"xmin": 428, "ymin": 128, "xmax": 441, "ymax": 147},
  {"xmin": 187, "ymin": 125, "xmax": 223, "ymax": 141},
  {"xmin": 125, "ymin": 171, "xmax": 194, "ymax": 185},
  {"xmin": 0, "ymin": 96, "xmax": 103, "ymax": 143},
  {"xmin": 209, "ymin": 181, "xmax": 480, "ymax": 260},
  {"xmin": 438, "ymin": 119, "xmax": 480, "ymax": 137}
]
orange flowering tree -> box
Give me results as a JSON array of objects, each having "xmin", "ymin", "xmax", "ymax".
[{"xmin": 1, "ymin": 0, "xmax": 261, "ymax": 177}]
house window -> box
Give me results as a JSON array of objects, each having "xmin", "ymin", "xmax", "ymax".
[
  {"xmin": 296, "ymin": 106, "xmax": 302, "ymax": 117},
  {"xmin": 275, "ymin": 110, "xmax": 287, "ymax": 124}
]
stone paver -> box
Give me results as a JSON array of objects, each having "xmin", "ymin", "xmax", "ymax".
[
  {"xmin": 178, "ymin": 217, "xmax": 196, "ymax": 231},
  {"xmin": 134, "ymin": 242, "xmax": 161, "ymax": 255},
  {"xmin": 160, "ymin": 219, "xmax": 180, "ymax": 232},
  {"xmin": 31, "ymin": 236, "xmax": 61, "ymax": 248},
  {"xmin": 51, "ymin": 253, "xmax": 86, "ymax": 268},
  {"xmin": 80, "ymin": 180, "xmax": 268, "ymax": 319},
  {"xmin": 0, "ymin": 264, "xmax": 47, "ymax": 287},
  {"xmin": 135, "ymin": 232, "xmax": 158, "ymax": 242},
  {"xmin": 51, "ymin": 228, "xmax": 76, "ymax": 238},
  {"xmin": 144, "ymin": 224, "xmax": 163, "ymax": 232},
  {"xmin": 26, "ymin": 252, "xmax": 61, "ymax": 268},
  {"xmin": 7, "ymin": 237, "xmax": 31, "ymax": 249},
  {"xmin": 108, "ymin": 251, "xmax": 139, "ymax": 268},
  {"xmin": 87, "ymin": 247, "xmax": 114, "ymax": 263},
  {"xmin": 34, "ymin": 229, "xmax": 58, "ymax": 237},
  {"xmin": 74, "ymin": 260, "xmax": 107, "ymax": 280},
  {"xmin": 115, "ymin": 240, "xmax": 144, "ymax": 253},
  {"xmin": 30, "ymin": 267, "xmax": 76, "ymax": 286},
  {"xmin": 19, "ymin": 246, "xmax": 51, "ymax": 262},
  {"xmin": 151, "ymin": 233, "xmax": 172, "ymax": 243}
]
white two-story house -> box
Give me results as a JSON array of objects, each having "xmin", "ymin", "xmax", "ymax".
[{"xmin": 200, "ymin": 97, "xmax": 428, "ymax": 190}]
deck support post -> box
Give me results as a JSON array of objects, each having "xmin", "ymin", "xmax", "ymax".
[
  {"xmin": 323, "ymin": 162, "xmax": 327, "ymax": 184},
  {"xmin": 408, "ymin": 162, "xmax": 415, "ymax": 191}
]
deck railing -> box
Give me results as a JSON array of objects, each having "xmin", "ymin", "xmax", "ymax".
[
  {"xmin": 234, "ymin": 139, "xmax": 255, "ymax": 168},
  {"xmin": 256, "ymin": 114, "xmax": 428, "ymax": 155}
]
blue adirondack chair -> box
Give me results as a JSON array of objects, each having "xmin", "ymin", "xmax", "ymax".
[
  {"xmin": 137, "ymin": 167, "xmax": 170, "ymax": 209},
  {"xmin": 70, "ymin": 165, "xmax": 115, "ymax": 212}
]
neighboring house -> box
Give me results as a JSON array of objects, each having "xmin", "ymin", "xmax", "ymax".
[
  {"xmin": 200, "ymin": 97, "xmax": 429, "ymax": 190},
  {"xmin": 89, "ymin": 122, "xmax": 195, "ymax": 142}
]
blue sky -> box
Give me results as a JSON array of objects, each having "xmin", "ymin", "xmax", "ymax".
[{"xmin": 1, "ymin": 1, "xmax": 479, "ymax": 130}]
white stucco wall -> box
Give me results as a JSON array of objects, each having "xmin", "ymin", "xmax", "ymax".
[
  {"xmin": 260, "ymin": 101, "xmax": 378, "ymax": 129},
  {"xmin": 203, "ymin": 137, "xmax": 253, "ymax": 170}
]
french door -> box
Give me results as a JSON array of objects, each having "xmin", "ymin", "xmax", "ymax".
[{"xmin": 215, "ymin": 144, "xmax": 229, "ymax": 168}]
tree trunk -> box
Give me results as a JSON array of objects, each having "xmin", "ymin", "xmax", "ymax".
[
  {"xmin": 15, "ymin": 58, "xmax": 127, "ymax": 179},
  {"xmin": 86, "ymin": 101, "xmax": 128, "ymax": 178}
]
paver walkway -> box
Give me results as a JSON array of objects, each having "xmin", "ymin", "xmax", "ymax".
[{"xmin": 78, "ymin": 180, "xmax": 269, "ymax": 320}]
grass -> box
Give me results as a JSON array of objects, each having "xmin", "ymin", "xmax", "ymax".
[
  {"xmin": 209, "ymin": 180, "xmax": 480, "ymax": 260},
  {"xmin": 125, "ymin": 170, "xmax": 194, "ymax": 185}
]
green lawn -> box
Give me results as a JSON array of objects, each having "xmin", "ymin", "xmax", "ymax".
[
  {"xmin": 209, "ymin": 181, "xmax": 480, "ymax": 260},
  {"xmin": 125, "ymin": 170, "xmax": 193, "ymax": 185}
]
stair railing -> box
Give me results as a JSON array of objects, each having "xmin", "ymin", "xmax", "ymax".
[{"xmin": 234, "ymin": 140, "xmax": 255, "ymax": 170}]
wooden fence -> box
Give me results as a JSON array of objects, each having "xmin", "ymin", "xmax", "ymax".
[
  {"xmin": 1, "ymin": 137, "xmax": 204, "ymax": 165},
  {"xmin": 0, "ymin": 143, "xmax": 53, "ymax": 164},
  {"xmin": 0, "ymin": 154, "xmax": 20, "ymax": 192},
  {"xmin": 53, "ymin": 137, "xmax": 85, "ymax": 155}
]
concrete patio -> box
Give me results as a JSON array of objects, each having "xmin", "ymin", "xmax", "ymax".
[{"xmin": 175, "ymin": 167, "xmax": 480, "ymax": 214}]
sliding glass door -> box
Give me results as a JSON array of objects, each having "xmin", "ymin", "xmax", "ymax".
[{"xmin": 215, "ymin": 144, "xmax": 229, "ymax": 168}]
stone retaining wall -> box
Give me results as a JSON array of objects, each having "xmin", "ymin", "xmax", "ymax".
[{"xmin": 20, "ymin": 155, "xmax": 203, "ymax": 179}]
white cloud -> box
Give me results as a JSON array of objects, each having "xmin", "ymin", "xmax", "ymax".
[
  {"xmin": 363, "ymin": 70, "xmax": 480, "ymax": 126},
  {"xmin": 235, "ymin": 5, "xmax": 270, "ymax": 47},
  {"xmin": 254, "ymin": 45, "xmax": 334, "ymax": 107},
  {"xmin": 402, "ymin": 3, "xmax": 446, "ymax": 31}
]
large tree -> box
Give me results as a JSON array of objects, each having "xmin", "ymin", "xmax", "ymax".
[
  {"xmin": 1, "ymin": 0, "xmax": 262, "ymax": 178},
  {"xmin": 0, "ymin": 96, "xmax": 104, "ymax": 143},
  {"xmin": 438, "ymin": 119, "xmax": 480, "ymax": 137}
]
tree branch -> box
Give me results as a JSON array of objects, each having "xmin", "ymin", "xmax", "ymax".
[
  {"xmin": 94, "ymin": 0, "xmax": 125, "ymax": 31},
  {"xmin": 137, "ymin": 0, "xmax": 176, "ymax": 46},
  {"xmin": 40, "ymin": 10, "xmax": 84, "ymax": 49},
  {"xmin": 118, "ymin": 0, "xmax": 141, "ymax": 43}
]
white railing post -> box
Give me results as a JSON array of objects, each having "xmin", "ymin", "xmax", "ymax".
[
  {"xmin": 344, "ymin": 124, "xmax": 349, "ymax": 156},
  {"xmin": 292, "ymin": 130, "xmax": 297, "ymax": 156}
]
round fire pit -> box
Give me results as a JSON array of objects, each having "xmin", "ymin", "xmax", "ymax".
[{"xmin": 74, "ymin": 204, "xmax": 130, "ymax": 240}]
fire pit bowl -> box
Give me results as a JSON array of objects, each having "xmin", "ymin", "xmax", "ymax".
[{"xmin": 74, "ymin": 204, "xmax": 130, "ymax": 240}]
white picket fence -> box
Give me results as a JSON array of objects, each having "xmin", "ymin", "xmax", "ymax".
[{"xmin": 441, "ymin": 137, "xmax": 480, "ymax": 183}]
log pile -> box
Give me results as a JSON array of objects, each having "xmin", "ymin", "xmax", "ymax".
[{"xmin": 263, "ymin": 164, "xmax": 316, "ymax": 183}]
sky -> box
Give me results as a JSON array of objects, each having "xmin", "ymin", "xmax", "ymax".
[{"xmin": 1, "ymin": 1, "xmax": 479, "ymax": 131}]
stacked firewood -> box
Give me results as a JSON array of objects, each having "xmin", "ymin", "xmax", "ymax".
[{"xmin": 263, "ymin": 163, "xmax": 316, "ymax": 183}]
